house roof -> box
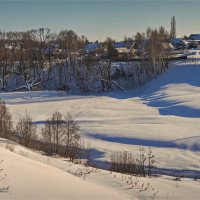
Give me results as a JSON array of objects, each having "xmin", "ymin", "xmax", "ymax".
[
  {"xmin": 171, "ymin": 38, "xmax": 189, "ymax": 45},
  {"xmin": 84, "ymin": 43, "xmax": 101, "ymax": 53},
  {"xmin": 188, "ymin": 34, "xmax": 200, "ymax": 41},
  {"xmin": 162, "ymin": 43, "xmax": 174, "ymax": 50},
  {"xmin": 114, "ymin": 42, "xmax": 126, "ymax": 49},
  {"xmin": 115, "ymin": 48, "xmax": 130, "ymax": 54},
  {"xmin": 113, "ymin": 41, "xmax": 135, "ymax": 49}
]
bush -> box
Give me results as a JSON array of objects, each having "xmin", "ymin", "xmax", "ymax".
[
  {"xmin": 110, "ymin": 148, "xmax": 156, "ymax": 177},
  {"xmin": 5, "ymin": 143, "xmax": 15, "ymax": 152}
]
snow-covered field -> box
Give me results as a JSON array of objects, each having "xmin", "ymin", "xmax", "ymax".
[
  {"xmin": 0, "ymin": 53, "xmax": 200, "ymax": 199},
  {"xmin": 0, "ymin": 138, "xmax": 200, "ymax": 200}
]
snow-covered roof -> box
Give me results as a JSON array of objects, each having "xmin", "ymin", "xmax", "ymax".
[
  {"xmin": 171, "ymin": 38, "xmax": 189, "ymax": 45},
  {"xmin": 115, "ymin": 48, "xmax": 130, "ymax": 54},
  {"xmin": 188, "ymin": 34, "xmax": 200, "ymax": 41},
  {"xmin": 114, "ymin": 42, "xmax": 126, "ymax": 49},
  {"xmin": 84, "ymin": 43, "xmax": 101, "ymax": 53},
  {"xmin": 162, "ymin": 43, "xmax": 174, "ymax": 50},
  {"xmin": 114, "ymin": 41, "xmax": 135, "ymax": 49},
  {"xmin": 182, "ymin": 40, "xmax": 189, "ymax": 45},
  {"xmin": 171, "ymin": 38, "xmax": 182, "ymax": 44}
]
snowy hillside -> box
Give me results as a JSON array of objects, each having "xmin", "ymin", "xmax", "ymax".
[
  {"xmin": 0, "ymin": 54, "xmax": 200, "ymax": 199},
  {"xmin": 0, "ymin": 138, "xmax": 199, "ymax": 200},
  {"xmin": 1, "ymin": 57, "xmax": 200, "ymax": 176},
  {"xmin": 0, "ymin": 143, "xmax": 124, "ymax": 200}
]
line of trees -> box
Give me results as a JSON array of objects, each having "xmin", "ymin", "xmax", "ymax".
[
  {"xmin": 0, "ymin": 28, "xmax": 88, "ymax": 92},
  {"xmin": 110, "ymin": 148, "xmax": 157, "ymax": 177},
  {"xmin": 1, "ymin": 99, "xmax": 158, "ymax": 176},
  {"xmin": 0, "ymin": 99, "xmax": 81, "ymax": 161},
  {"xmin": 0, "ymin": 17, "xmax": 176, "ymax": 93}
]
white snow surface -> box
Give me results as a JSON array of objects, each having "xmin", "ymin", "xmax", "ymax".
[
  {"xmin": 1, "ymin": 58, "xmax": 200, "ymax": 175},
  {"xmin": 0, "ymin": 54, "xmax": 200, "ymax": 199},
  {"xmin": 0, "ymin": 142, "xmax": 125, "ymax": 200},
  {"xmin": 0, "ymin": 137, "xmax": 199, "ymax": 200}
]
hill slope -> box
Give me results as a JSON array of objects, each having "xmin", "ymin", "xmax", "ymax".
[
  {"xmin": 0, "ymin": 145, "xmax": 124, "ymax": 200},
  {"xmin": 0, "ymin": 56, "xmax": 200, "ymax": 199},
  {"xmin": 0, "ymin": 57, "xmax": 200, "ymax": 179}
]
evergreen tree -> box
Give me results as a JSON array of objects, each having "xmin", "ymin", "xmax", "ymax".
[{"xmin": 170, "ymin": 16, "xmax": 176, "ymax": 39}]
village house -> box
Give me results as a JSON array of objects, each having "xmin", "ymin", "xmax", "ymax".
[
  {"xmin": 187, "ymin": 34, "xmax": 200, "ymax": 44},
  {"xmin": 171, "ymin": 38, "xmax": 189, "ymax": 49},
  {"xmin": 113, "ymin": 41, "xmax": 136, "ymax": 59},
  {"xmin": 187, "ymin": 34, "xmax": 200, "ymax": 48},
  {"xmin": 80, "ymin": 42, "xmax": 106, "ymax": 59}
]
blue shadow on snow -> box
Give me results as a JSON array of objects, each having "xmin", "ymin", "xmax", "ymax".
[{"xmin": 87, "ymin": 133, "xmax": 200, "ymax": 152}]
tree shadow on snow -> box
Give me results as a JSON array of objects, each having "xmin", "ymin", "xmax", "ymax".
[
  {"xmin": 142, "ymin": 94, "xmax": 200, "ymax": 118},
  {"xmin": 92, "ymin": 159, "xmax": 200, "ymax": 179},
  {"xmin": 102, "ymin": 64, "xmax": 200, "ymax": 118},
  {"xmin": 87, "ymin": 133, "xmax": 200, "ymax": 152},
  {"xmin": 154, "ymin": 167, "xmax": 200, "ymax": 179}
]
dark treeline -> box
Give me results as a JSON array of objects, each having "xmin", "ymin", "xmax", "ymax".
[{"xmin": 0, "ymin": 18, "xmax": 176, "ymax": 93}]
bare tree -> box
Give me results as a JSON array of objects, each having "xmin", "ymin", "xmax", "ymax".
[
  {"xmin": 12, "ymin": 54, "xmax": 44, "ymax": 91},
  {"xmin": 9, "ymin": 31, "xmax": 46, "ymax": 92},
  {"xmin": 145, "ymin": 27, "xmax": 169, "ymax": 75},
  {"xmin": 63, "ymin": 112, "xmax": 80, "ymax": 161},
  {"xmin": 110, "ymin": 148, "xmax": 152, "ymax": 177},
  {"xmin": 0, "ymin": 31, "xmax": 11, "ymax": 91},
  {"xmin": 41, "ymin": 111, "xmax": 80, "ymax": 161},
  {"xmin": 0, "ymin": 99, "xmax": 12, "ymax": 139},
  {"xmin": 136, "ymin": 147, "xmax": 147, "ymax": 176},
  {"xmin": 58, "ymin": 29, "xmax": 85, "ymax": 90},
  {"xmin": 41, "ymin": 110, "xmax": 64, "ymax": 154},
  {"xmin": 15, "ymin": 113, "xmax": 37, "ymax": 147},
  {"xmin": 96, "ymin": 60, "xmax": 112, "ymax": 92},
  {"xmin": 147, "ymin": 148, "xmax": 157, "ymax": 177}
]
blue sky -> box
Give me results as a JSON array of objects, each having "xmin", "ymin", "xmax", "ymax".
[{"xmin": 0, "ymin": 0, "xmax": 199, "ymax": 41}]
